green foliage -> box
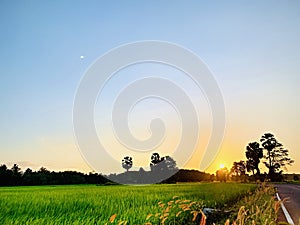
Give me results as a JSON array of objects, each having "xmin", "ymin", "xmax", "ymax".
[{"xmin": 0, "ymin": 183, "xmax": 256, "ymax": 224}]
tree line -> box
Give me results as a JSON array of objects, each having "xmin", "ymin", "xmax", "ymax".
[
  {"xmin": 0, "ymin": 152, "xmax": 212, "ymax": 186},
  {"xmin": 217, "ymin": 133, "xmax": 294, "ymax": 182},
  {"xmin": 0, "ymin": 132, "xmax": 294, "ymax": 186},
  {"xmin": 115, "ymin": 153, "xmax": 184, "ymax": 184},
  {"xmin": 0, "ymin": 162, "xmax": 214, "ymax": 186},
  {"xmin": 121, "ymin": 152, "xmax": 177, "ymax": 172},
  {"xmin": 0, "ymin": 164, "xmax": 109, "ymax": 186}
]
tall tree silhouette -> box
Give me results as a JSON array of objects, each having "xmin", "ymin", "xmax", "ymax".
[
  {"xmin": 0, "ymin": 164, "xmax": 12, "ymax": 186},
  {"xmin": 150, "ymin": 153, "xmax": 161, "ymax": 171},
  {"xmin": 230, "ymin": 160, "xmax": 246, "ymax": 176},
  {"xmin": 260, "ymin": 133, "xmax": 294, "ymax": 180},
  {"xmin": 122, "ymin": 156, "xmax": 133, "ymax": 172},
  {"xmin": 11, "ymin": 164, "xmax": 22, "ymax": 185},
  {"xmin": 245, "ymin": 142, "xmax": 263, "ymax": 175},
  {"xmin": 150, "ymin": 153, "xmax": 161, "ymax": 164}
]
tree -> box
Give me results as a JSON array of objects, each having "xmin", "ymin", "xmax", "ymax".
[
  {"xmin": 150, "ymin": 153, "xmax": 161, "ymax": 171},
  {"xmin": 39, "ymin": 167, "xmax": 50, "ymax": 174},
  {"xmin": 230, "ymin": 160, "xmax": 246, "ymax": 176},
  {"xmin": 11, "ymin": 164, "xmax": 21, "ymax": 175},
  {"xmin": 245, "ymin": 142, "xmax": 263, "ymax": 175},
  {"xmin": 150, "ymin": 153, "xmax": 177, "ymax": 172},
  {"xmin": 23, "ymin": 168, "xmax": 34, "ymax": 185},
  {"xmin": 122, "ymin": 156, "xmax": 133, "ymax": 172},
  {"xmin": 0, "ymin": 164, "xmax": 12, "ymax": 186},
  {"xmin": 216, "ymin": 167, "xmax": 228, "ymax": 182},
  {"xmin": 37, "ymin": 167, "xmax": 51, "ymax": 185},
  {"xmin": 11, "ymin": 164, "xmax": 22, "ymax": 185},
  {"xmin": 230, "ymin": 161, "xmax": 247, "ymax": 182},
  {"xmin": 260, "ymin": 133, "xmax": 294, "ymax": 180},
  {"xmin": 161, "ymin": 156, "xmax": 177, "ymax": 171},
  {"xmin": 156, "ymin": 156, "xmax": 178, "ymax": 172},
  {"xmin": 150, "ymin": 153, "xmax": 161, "ymax": 164}
]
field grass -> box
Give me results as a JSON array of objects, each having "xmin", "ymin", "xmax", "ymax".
[
  {"xmin": 0, "ymin": 183, "xmax": 256, "ymax": 224},
  {"xmin": 222, "ymin": 183, "xmax": 279, "ymax": 225}
]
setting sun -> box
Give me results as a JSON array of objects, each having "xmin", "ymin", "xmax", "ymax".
[{"xmin": 220, "ymin": 164, "xmax": 225, "ymax": 169}]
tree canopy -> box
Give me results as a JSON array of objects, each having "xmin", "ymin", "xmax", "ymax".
[
  {"xmin": 0, "ymin": 164, "xmax": 109, "ymax": 186},
  {"xmin": 122, "ymin": 156, "xmax": 133, "ymax": 172},
  {"xmin": 245, "ymin": 142, "xmax": 263, "ymax": 175},
  {"xmin": 260, "ymin": 133, "xmax": 294, "ymax": 180}
]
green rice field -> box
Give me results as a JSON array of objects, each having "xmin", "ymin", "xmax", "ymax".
[{"xmin": 0, "ymin": 183, "xmax": 257, "ymax": 224}]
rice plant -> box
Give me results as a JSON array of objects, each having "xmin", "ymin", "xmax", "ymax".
[{"xmin": 0, "ymin": 183, "xmax": 256, "ymax": 224}]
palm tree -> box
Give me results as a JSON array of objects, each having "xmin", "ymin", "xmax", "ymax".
[
  {"xmin": 150, "ymin": 152, "xmax": 161, "ymax": 171},
  {"xmin": 122, "ymin": 156, "xmax": 133, "ymax": 172}
]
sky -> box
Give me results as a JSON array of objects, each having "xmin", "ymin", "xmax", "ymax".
[{"xmin": 0, "ymin": 1, "xmax": 299, "ymax": 174}]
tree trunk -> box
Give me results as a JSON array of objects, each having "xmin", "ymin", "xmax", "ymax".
[
  {"xmin": 268, "ymin": 149, "xmax": 272, "ymax": 175},
  {"xmin": 256, "ymin": 167, "xmax": 260, "ymax": 175}
]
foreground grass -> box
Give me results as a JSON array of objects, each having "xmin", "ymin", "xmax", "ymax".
[
  {"xmin": 143, "ymin": 183, "xmax": 279, "ymax": 225},
  {"xmin": 221, "ymin": 183, "xmax": 279, "ymax": 225},
  {"xmin": 140, "ymin": 183, "xmax": 279, "ymax": 225},
  {"xmin": 0, "ymin": 183, "xmax": 255, "ymax": 224}
]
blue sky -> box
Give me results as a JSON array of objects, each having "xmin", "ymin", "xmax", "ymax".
[{"xmin": 0, "ymin": 1, "xmax": 299, "ymax": 173}]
